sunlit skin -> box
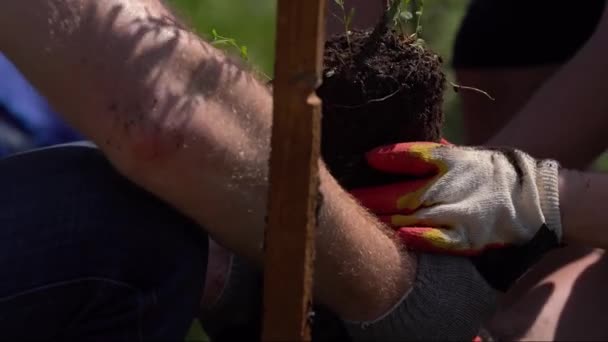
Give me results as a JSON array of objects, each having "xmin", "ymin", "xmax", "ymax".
[{"xmin": 0, "ymin": 0, "xmax": 413, "ymax": 322}]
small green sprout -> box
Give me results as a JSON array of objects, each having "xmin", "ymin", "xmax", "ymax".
[
  {"xmin": 412, "ymin": 0, "xmax": 424, "ymax": 39},
  {"xmin": 385, "ymin": 0, "xmax": 403, "ymax": 29},
  {"xmin": 210, "ymin": 28, "xmax": 249, "ymax": 61},
  {"xmin": 389, "ymin": 0, "xmax": 425, "ymax": 44},
  {"xmin": 392, "ymin": 0, "xmax": 411, "ymax": 36},
  {"xmin": 209, "ymin": 28, "xmax": 271, "ymax": 81},
  {"xmin": 332, "ymin": 0, "xmax": 356, "ymax": 52}
]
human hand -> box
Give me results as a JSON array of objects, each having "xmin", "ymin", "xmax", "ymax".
[
  {"xmin": 351, "ymin": 142, "xmax": 564, "ymax": 290},
  {"xmin": 351, "ymin": 142, "xmax": 562, "ymax": 255}
]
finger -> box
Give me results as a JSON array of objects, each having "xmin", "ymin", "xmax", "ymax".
[
  {"xmin": 350, "ymin": 179, "xmax": 432, "ymax": 214},
  {"xmin": 439, "ymin": 138, "xmax": 453, "ymax": 146},
  {"xmin": 376, "ymin": 213, "xmax": 437, "ymax": 227},
  {"xmin": 396, "ymin": 227, "xmax": 483, "ymax": 256},
  {"xmin": 366, "ymin": 142, "xmax": 445, "ymax": 176}
]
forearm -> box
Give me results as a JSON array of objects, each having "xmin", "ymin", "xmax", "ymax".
[
  {"xmin": 316, "ymin": 166, "xmax": 413, "ymax": 320},
  {"xmin": 1, "ymin": 0, "xmax": 414, "ymax": 320},
  {"xmin": 487, "ymin": 6, "xmax": 608, "ymax": 168},
  {"xmin": 560, "ymin": 169, "xmax": 608, "ymax": 249},
  {"xmin": 1, "ymin": 0, "xmax": 272, "ymax": 257}
]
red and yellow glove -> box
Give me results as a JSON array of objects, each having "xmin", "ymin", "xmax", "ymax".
[{"xmin": 351, "ymin": 142, "xmax": 562, "ymax": 256}]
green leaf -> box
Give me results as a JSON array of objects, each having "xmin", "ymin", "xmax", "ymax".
[
  {"xmin": 386, "ymin": 0, "xmax": 402, "ymax": 24},
  {"xmin": 211, "ymin": 39, "xmax": 231, "ymax": 45},
  {"xmin": 346, "ymin": 8, "xmax": 356, "ymax": 30},
  {"xmin": 240, "ymin": 45, "xmax": 249, "ymax": 59},
  {"xmin": 334, "ymin": 0, "xmax": 344, "ymax": 9},
  {"xmin": 412, "ymin": 0, "xmax": 424, "ymax": 37},
  {"xmin": 400, "ymin": 11, "xmax": 413, "ymax": 21}
]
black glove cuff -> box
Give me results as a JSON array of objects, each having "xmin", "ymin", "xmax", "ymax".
[{"xmin": 471, "ymin": 224, "xmax": 561, "ymax": 292}]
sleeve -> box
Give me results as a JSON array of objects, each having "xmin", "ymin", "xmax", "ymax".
[{"xmin": 344, "ymin": 254, "xmax": 497, "ymax": 341}]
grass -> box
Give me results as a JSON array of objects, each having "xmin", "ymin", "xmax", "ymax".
[
  {"xmin": 185, "ymin": 319, "xmax": 209, "ymax": 342},
  {"xmin": 168, "ymin": 0, "xmax": 276, "ymax": 76}
]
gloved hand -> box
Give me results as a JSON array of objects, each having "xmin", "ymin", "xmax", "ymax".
[{"xmin": 351, "ymin": 142, "xmax": 563, "ymax": 290}]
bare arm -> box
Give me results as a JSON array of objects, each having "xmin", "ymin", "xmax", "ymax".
[
  {"xmin": 487, "ymin": 5, "xmax": 608, "ymax": 168},
  {"xmin": 0, "ymin": 0, "xmax": 412, "ymax": 320},
  {"xmin": 560, "ymin": 169, "xmax": 608, "ymax": 249}
]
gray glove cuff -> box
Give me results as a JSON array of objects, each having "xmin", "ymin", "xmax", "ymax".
[
  {"xmin": 537, "ymin": 159, "xmax": 562, "ymax": 240},
  {"xmin": 344, "ymin": 254, "xmax": 497, "ymax": 341}
]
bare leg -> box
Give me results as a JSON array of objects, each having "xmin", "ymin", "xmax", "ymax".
[{"xmin": 489, "ymin": 248, "xmax": 608, "ymax": 341}]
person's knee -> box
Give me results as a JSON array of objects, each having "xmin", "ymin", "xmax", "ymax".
[{"xmin": 1, "ymin": 144, "xmax": 209, "ymax": 338}]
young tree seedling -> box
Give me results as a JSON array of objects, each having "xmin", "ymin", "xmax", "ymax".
[
  {"xmin": 392, "ymin": 0, "xmax": 411, "ymax": 38},
  {"xmin": 393, "ymin": 1, "xmax": 494, "ymax": 99},
  {"xmin": 412, "ymin": 0, "xmax": 424, "ymax": 39},
  {"xmin": 332, "ymin": 0, "xmax": 356, "ymax": 53},
  {"xmin": 390, "ymin": 0, "xmax": 424, "ymax": 46}
]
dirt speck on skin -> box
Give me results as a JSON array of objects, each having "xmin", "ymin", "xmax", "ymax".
[{"xmin": 318, "ymin": 29, "xmax": 446, "ymax": 189}]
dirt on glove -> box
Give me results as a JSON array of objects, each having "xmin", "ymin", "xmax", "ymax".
[{"xmin": 318, "ymin": 29, "xmax": 446, "ymax": 189}]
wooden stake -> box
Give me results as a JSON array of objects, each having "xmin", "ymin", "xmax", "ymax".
[{"xmin": 262, "ymin": 0, "xmax": 326, "ymax": 341}]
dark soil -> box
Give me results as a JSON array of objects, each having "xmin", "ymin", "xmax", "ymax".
[
  {"xmin": 309, "ymin": 28, "xmax": 447, "ymax": 341},
  {"xmin": 318, "ymin": 29, "xmax": 446, "ymax": 189}
]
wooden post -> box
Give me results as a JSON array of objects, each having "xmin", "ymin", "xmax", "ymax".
[{"xmin": 262, "ymin": 0, "xmax": 326, "ymax": 341}]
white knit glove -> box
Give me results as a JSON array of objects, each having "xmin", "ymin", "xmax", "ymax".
[{"xmin": 351, "ymin": 142, "xmax": 563, "ymax": 289}]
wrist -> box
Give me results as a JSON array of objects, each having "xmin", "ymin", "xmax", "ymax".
[
  {"xmin": 536, "ymin": 159, "xmax": 562, "ymax": 239},
  {"xmin": 316, "ymin": 163, "xmax": 415, "ymax": 321},
  {"xmin": 558, "ymin": 168, "xmax": 585, "ymax": 244}
]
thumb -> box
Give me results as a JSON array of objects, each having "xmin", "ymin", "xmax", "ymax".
[
  {"xmin": 396, "ymin": 227, "xmax": 483, "ymax": 257},
  {"xmin": 366, "ymin": 142, "xmax": 443, "ymax": 176},
  {"xmin": 350, "ymin": 178, "xmax": 431, "ymax": 214},
  {"xmin": 440, "ymin": 138, "xmax": 453, "ymax": 146}
]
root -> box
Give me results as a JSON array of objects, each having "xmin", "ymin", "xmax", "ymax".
[
  {"xmin": 449, "ymin": 82, "xmax": 495, "ymax": 101},
  {"xmin": 331, "ymin": 85, "xmax": 404, "ymax": 109}
]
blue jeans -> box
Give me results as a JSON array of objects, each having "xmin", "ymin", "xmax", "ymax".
[{"xmin": 0, "ymin": 144, "xmax": 208, "ymax": 341}]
